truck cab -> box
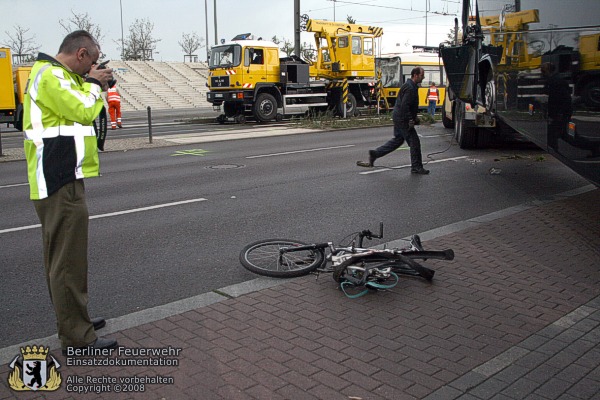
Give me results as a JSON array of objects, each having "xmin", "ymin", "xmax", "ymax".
[
  {"xmin": 310, "ymin": 33, "xmax": 375, "ymax": 78},
  {"xmin": 207, "ymin": 39, "xmax": 281, "ymax": 122}
]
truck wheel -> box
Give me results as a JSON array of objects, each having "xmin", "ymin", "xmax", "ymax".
[
  {"xmin": 235, "ymin": 114, "xmax": 247, "ymax": 124},
  {"xmin": 454, "ymin": 104, "xmax": 477, "ymax": 149},
  {"xmin": 484, "ymin": 80, "xmax": 496, "ymax": 112},
  {"xmin": 14, "ymin": 110, "xmax": 23, "ymax": 131},
  {"xmin": 223, "ymin": 101, "xmax": 237, "ymax": 117},
  {"xmin": 253, "ymin": 93, "xmax": 277, "ymax": 122},
  {"xmin": 497, "ymin": 75, "xmax": 508, "ymax": 111},
  {"xmin": 442, "ymin": 102, "xmax": 454, "ymax": 129},
  {"xmin": 582, "ymin": 80, "xmax": 600, "ymax": 109},
  {"xmin": 337, "ymin": 93, "xmax": 357, "ymax": 118}
]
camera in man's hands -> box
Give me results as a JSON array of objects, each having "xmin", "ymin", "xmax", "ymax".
[{"xmin": 96, "ymin": 60, "xmax": 117, "ymax": 87}]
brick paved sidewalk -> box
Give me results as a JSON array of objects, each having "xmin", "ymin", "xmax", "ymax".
[{"xmin": 1, "ymin": 189, "xmax": 599, "ymax": 399}]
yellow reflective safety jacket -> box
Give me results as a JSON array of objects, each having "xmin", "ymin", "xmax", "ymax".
[{"xmin": 23, "ymin": 53, "xmax": 104, "ymax": 200}]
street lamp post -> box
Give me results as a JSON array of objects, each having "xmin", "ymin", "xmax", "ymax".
[
  {"xmin": 214, "ymin": 0, "xmax": 218, "ymax": 45},
  {"xmin": 119, "ymin": 0, "xmax": 125, "ymax": 59},
  {"xmin": 333, "ymin": 0, "xmax": 336, "ymax": 20},
  {"xmin": 425, "ymin": 0, "xmax": 429, "ymax": 46},
  {"xmin": 204, "ymin": 0, "xmax": 210, "ymax": 62}
]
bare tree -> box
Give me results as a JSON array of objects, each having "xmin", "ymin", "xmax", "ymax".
[
  {"xmin": 122, "ymin": 18, "xmax": 161, "ymax": 61},
  {"xmin": 347, "ymin": 15, "xmax": 356, "ymax": 24},
  {"xmin": 59, "ymin": 10, "xmax": 104, "ymax": 44},
  {"xmin": 271, "ymin": 35, "xmax": 294, "ymax": 57},
  {"xmin": 444, "ymin": 26, "xmax": 462, "ymax": 46},
  {"xmin": 179, "ymin": 32, "xmax": 205, "ymax": 60},
  {"xmin": 3, "ymin": 25, "xmax": 40, "ymax": 63},
  {"xmin": 273, "ymin": 35, "xmax": 314, "ymax": 60},
  {"xmin": 301, "ymin": 41, "xmax": 316, "ymax": 62}
]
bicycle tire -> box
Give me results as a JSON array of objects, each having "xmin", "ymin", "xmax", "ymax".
[{"xmin": 240, "ymin": 239, "xmax": 326, "ymax": 278}]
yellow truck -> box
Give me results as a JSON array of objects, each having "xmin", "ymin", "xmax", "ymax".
[
  {"xmin": 206, "ymin": 20, "xmax": 383, "ymax": 123},
  {"xmin": 0, "ymin": 47, "xmax": 31, "ymax": 131}
]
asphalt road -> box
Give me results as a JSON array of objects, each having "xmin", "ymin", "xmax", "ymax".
[
  {"xmin": 0, "ymin": 107, "xmax": 221, "ymax": 150},
  {"xmin": 0, "ymin": 122, "xmax": 590, "ymax": 347}
]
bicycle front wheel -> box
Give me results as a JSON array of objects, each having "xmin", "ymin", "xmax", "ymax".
[{"xmin": 240, "ymin": 239, "xmax": 326, "ymax": 278}]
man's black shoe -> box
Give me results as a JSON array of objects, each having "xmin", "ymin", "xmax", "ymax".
[
  {"xmin": 368, "ymin": 150, "xmax": 377, "ymax": 166},
  {"xmin": 357, "ymin": 150, "xmax": 378, "ymax": 168},
  {"xmin": 62, "ymin": 337, "xmax": 118, "ymax": 356},
  {"xmin": 411, "ymin": 167, "xmax": 430, "ymax": 175},
  {"xmin": 92, "ymin": 317, "xmax": 106, "ymax": 331}
]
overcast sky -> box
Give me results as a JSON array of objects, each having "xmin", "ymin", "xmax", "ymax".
[
  {"xmin": 3, "ymin": 0, "xmax": 462, "ymax": 62},
  {"xmin": 5, "ymin": 0, "xmax": 598, "ymax": 63}
]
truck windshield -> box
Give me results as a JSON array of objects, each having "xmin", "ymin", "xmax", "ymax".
[
  {"xmin": 209, "ymin": 45, "xmax": 242, "ymax": 69},
  {"xmin": 377, "ymin": 58, "xmax": 401, "ymax": 88}
]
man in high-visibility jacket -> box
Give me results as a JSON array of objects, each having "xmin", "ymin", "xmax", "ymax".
[
  {"xmin": 427, "ymin": 82, "xmax": 440, "ymax": 117},
  {"xmin": 23, "ymin": 30, "xmax": 118, "ymax": 354},
  {"xmin": 107, "ymin": 83, "xmax": 122, "ymax": 129}
]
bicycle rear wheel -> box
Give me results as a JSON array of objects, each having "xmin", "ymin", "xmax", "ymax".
[{"xmin": 240, "ymin": 239, "xmax": 325, "ymax": 278}]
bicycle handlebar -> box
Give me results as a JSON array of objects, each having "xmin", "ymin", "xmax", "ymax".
[
  {"xmin": 357, "ymin": 222, "xmax": 383, "ymax": 247},
  {"xmin": 279, "ymin": 223, "xmax": 385, "ymax": 254}
]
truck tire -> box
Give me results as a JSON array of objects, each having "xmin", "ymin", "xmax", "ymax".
[
  {"xmin": 484, "ymin": 80, "xmax": 496, "ymax": 113},
  {"xmin": 337, "ymin": 93, "xmax": 357, "ymax": 118},
  {"xmin": 582, "ymin": 79, "xmax": 600, "ymax": 109},
  {"xmin": 14, "ymin": 110, "xmax": 23, "ymax": 132},
  {"xmin": 223, "ymin": 101, "xmax": 237, "ymax": 117},
  {"xmin": 454, "ymin": 104, "xmax": 477, "ymax": 149},
  {"xmin": 253, "ymin": 93, "xmax": 277, "ymax": 122},
  {"xmin": 442, "ymin": 102, "xmax": 454, "ymax": 129}
]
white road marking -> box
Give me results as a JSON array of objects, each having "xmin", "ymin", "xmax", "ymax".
[
  {"xmin": 0, "ymin": 183, "xmax": 28, "ymax": 189},
  {"xmin": 246, "ymin": 145, "xmax": 355, "ymax": 159},
  {"xmin": 0, "ymin": 198, "xmax": 208, "ymax": 234},
  {"xmin": 359, "ymin": 156, "xmax": 468, "ymax": 175}
]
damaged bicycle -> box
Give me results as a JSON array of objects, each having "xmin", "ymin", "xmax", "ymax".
[{"xmin": 239, "ymin": 223, "xmax": 455, "ymax": 298}]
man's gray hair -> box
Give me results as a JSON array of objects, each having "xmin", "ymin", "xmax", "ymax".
[{"xmin": 58, "ymin": 30, "xmax": 100, "ymax": 55}]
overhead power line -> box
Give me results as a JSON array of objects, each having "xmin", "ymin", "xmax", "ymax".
[{"xmin": 327, "ymin": 0, "xmax": 456, "ymax": 16}]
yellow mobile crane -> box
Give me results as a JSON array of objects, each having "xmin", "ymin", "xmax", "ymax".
[
  {"xmin": 481, "ymin": 8, "xmax": 599, "ymax": 108},
  {"xmin": 0, "ymin": 48, "xmax": 32, "ymax": 131},
  {"xmin": 206, "ymin": 19, "xmax": 382, "ymax": 123},
  {"xmin": 480, "ymin": 9, "xmax": 541, "ymax": 70}
]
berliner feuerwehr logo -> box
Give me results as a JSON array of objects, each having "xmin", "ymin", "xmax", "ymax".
[{"xmin": 7, "ymin": 345, "xmax": 61, "ymax": 391}]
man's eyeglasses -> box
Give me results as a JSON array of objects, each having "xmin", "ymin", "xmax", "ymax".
[{"xmin": 83, "ymin": 48, "xmax": 105, "ymax": 65}]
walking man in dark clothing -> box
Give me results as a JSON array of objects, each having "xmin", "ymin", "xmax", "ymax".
[{"xmin": 358, "ymin": 67, "xmax": 430, "ymax": 174}]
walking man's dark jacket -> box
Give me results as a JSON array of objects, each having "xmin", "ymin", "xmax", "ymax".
[{"xmin": 393, "ymin": 79, "xmax": 419, "ymax": 123}]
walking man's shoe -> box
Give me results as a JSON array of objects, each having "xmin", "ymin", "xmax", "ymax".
[
  {"xmin": 92, "ymin": 317, "xmax": 106, "ymax": 331},
  {"xmin": 411, "ymin": 167, "xmax": 430, "ymax": 175},
  {"xmin": 368, "ymin": 150, "xmax": 377, "ymax": 166},
  {"xmin": 62, "ymin": 337, "xmax": 118, "ymax": 356},
  {"xmin": 356, "ymin": 150, "xmax": 378, "ymax": 168}
]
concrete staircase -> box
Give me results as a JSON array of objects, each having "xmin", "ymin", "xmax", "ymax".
[{"xmin": 110, "ymin": 61, "xmax": 210, "ymax": 111}]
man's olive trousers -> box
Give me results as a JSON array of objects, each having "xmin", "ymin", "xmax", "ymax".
[{"xmin": 34, "ymin": 180, "xmax": 96, "ymax": 349}]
